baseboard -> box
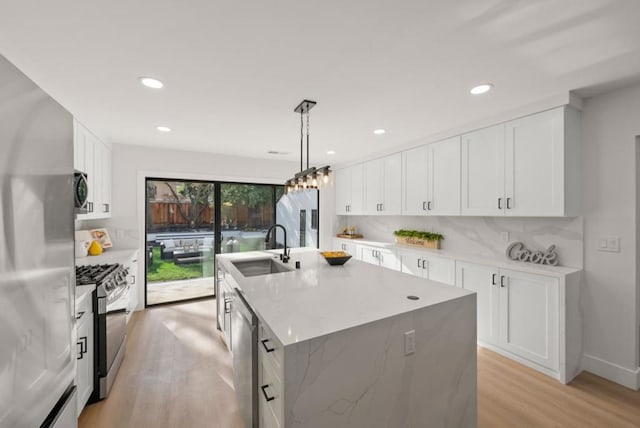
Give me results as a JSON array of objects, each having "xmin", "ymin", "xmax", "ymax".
[{"xmin": 582, "ymin": 353, "xmax": 640, "ymax": 390}]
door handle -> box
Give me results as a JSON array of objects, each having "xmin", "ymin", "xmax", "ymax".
[
  {"xmin": 492, "ymin": 273, "xmax": 497, "ymax": 286},
  {"xmin": 500, "ymin": 275, "xmax": 506, "ymax": 287},
  {"xmin": 261, "ymin": 339, "xmax": 275, "ymax": 353},
  {"xmin": 498, "ymin": 198, "xmax": 502, "ymax": 210},
  {"xmin": 261, "ymin": 385, "xmax": 275, "ymax": 402},
  {"xmin": 506, "ymin": 198, "xmax": 512, "ymax": 210}
]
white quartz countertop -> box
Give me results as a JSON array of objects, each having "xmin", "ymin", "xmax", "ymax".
[
  {"xmin": 75, "ymin": 248, "xmax": 139, "ymax": 266},
  {"xmin": 217, "ymin": 248, "xmax": 474, "ymax": 347},
  {"xmin": 335, "ymin": 237, "xmax": 582, "ymax": 276}
]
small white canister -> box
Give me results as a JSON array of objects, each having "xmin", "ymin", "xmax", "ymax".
[{"xmin": 75, "ymin": 240, "xmax": 90, "ymax": 258}]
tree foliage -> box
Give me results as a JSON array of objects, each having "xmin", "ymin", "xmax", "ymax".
[{"xmin": 221, "ymin": 184, "xmax": 273, "ymax": 208}]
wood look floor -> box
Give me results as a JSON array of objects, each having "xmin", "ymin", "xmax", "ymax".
[{"xmin": 79, "ymin": 300, "xmax": 640, "ymax": 428}]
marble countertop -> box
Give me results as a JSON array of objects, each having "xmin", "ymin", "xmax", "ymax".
[
  {"xmin": 334, "ymin": 237, "xmax": 582, "ymax": 276},
  {"xmin": 75, "ymin": 248, "xmax": 139, "ymax": 266},
  {"xmin": 217, "ymin": 248, "xmax": 474, "ymax": 347}
]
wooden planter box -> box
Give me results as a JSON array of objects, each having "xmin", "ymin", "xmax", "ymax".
[{"xmin": 395, "ymin": 236, "xmax": 441, "ymax": 249}]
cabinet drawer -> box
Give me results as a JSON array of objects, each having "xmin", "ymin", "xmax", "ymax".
[
  {"xmin": 259, "ymin": 322, "xmax": 284, "ymax": 376},
  {"xmin": 259, "ymin": 352, "xmax": 283, "ymax": 427}
]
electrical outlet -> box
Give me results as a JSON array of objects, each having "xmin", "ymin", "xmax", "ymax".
[
  {"xmin": 598, "ymin": 236, "xmax": 620, "ymax": 253},
  {"xmin": 404, "ymin": 330, "xmax": 416, "ymax": 355},
  {"xmin": 501, "ymin": 231, "xmax": 510, "ymax": 243}
]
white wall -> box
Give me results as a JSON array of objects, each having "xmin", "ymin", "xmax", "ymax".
[
  {"xmin": 83, "ymin": 143, "xmax": 298, "ymax": 310},
  {"xmin": 276, "ymin": 190, "xmax": 319, "ymax": 248},
  {"xmin": 580, "ymin": 83, "xmax": 640, "ymax": 388}
]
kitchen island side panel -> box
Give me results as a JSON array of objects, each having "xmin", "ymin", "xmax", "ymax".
[{"xmin": 283, "ymin": 294, "xmax": 477, "ymax": 428}]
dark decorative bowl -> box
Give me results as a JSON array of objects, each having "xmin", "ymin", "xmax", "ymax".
[{"xmin": 320, "ymin": 251, "xmax": 352, "ymax": 266}]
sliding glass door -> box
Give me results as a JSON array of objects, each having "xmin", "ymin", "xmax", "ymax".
[
  {"xmin": 145, "ymin": 179, "xmax": 319, "ymax": 306},
  {"xmin": 145, "ymin": 179, "xmax": 215, "ymax": 306}
]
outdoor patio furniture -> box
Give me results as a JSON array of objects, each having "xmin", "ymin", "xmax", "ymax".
[{"xmin": 173, "ymin": 248, "xmax": 211, "ymax": 265}]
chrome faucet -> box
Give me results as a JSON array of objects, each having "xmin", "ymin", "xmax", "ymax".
[{"xmin": 265, "ymin": 224, "xmax": 290, "ymax": 263}]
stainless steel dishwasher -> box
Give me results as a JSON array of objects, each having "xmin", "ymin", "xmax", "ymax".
[{"xmin": 231, "ymin": 290, "xmax": 258, "ymax": 428}]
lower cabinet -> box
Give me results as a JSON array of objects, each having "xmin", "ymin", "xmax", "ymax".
[
  {"xmin": 125, "ymin": 252, "xmax": 139, "ymax": 323},
  {"xmin": 397, "ymin": 249, "xmax": 456, "ymax": 285},
  {"xmin": 258, "ymin": 321, "xmax": 284, "ymax": 428},
  {"xmin": 358, "ymin": 245, "xmax": 398, "ymax": 270},
  {"xmin": 75, "ymin": 288, "xmax": 94, "ymax": 416},
  {"xmin": 332, "ymin": 238, "xmax": 358, "ymax": 256},
  {"xmin": 456, "ymin": 261, "xmax": 559, "ymax": 372}
]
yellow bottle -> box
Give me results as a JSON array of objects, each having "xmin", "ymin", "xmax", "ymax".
[{"xmin": 88, "ymin": 240, "xmax": 103, "ymax": 256}]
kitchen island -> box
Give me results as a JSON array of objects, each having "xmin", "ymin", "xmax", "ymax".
[{"xmin": 217, "ymin": 248, "xmax": 477, "ymax": 428}]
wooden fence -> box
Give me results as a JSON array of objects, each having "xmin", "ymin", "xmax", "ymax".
[{"xmin": 148, "ymin": 201, "xmax": 273, "ymax": 231}]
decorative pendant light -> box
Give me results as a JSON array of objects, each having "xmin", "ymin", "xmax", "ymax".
[{"xmin": 285, "ymin": 100, "xmax": 331, "ymax": 194}]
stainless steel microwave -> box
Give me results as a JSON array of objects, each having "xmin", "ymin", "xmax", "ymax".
[{"xmin": 74, "ymin": 170, "xmax": 89, "ymax": 214}]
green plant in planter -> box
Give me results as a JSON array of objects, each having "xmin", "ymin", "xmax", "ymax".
[{"xmin": 393, "ymin": 229, "xmax": 444, "ymax": 241}]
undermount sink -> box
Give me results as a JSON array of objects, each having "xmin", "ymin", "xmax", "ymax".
[{"xmin": 231, "ymin": 257, "xmax": 294, "ymax": 277}]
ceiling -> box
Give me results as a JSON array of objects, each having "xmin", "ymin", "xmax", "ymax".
[{"xmin": 1, "ymin": 0, "xmax": 640, "ymax": 165}]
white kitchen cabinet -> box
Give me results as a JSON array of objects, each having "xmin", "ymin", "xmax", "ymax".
[
  {"xmin": 460, "ymin": 124, "xmax": 505, "ymax": 216},
  {"xmin": 461, "ymin": 107, "xmax": 580, "ymax": 217},
  {"xmin": 456, "ymin": 261, "xmax": 559, "ymax": 372},
  {"xmin": 397, "ymin": 249, "xmax": 455, "ymax": 285},
  {"xmin": 74, "ymin": 119, "xmax": 112, "ymax": 219},
  {"xmin": 332, "ymin": 238, "xmax": 358, "ymax": 256},
  {"xmin": 258, "ymin": 321, "xmax": 284, "ymax": 428},
  {"xmin": 456, "ymin": 261, "xmax": 500, "ymax": 345},
  {"xmin": 75, "ymin": 286, "xmax": 94, "ymax": 416},
  {"xmin": 125, "ymin": 252, "xmax": 139, "ymax": 322},
  {"xmin": 335, "ymin": 164, "xmax": 364, "ymax": 215},
  {"xmin": 359, "ymin": 245, "xmax": 398, "ymax": 270},
  {"xmin": 403, "ymin": 137, "xmax": 461, "ymax": 216},
  {"xmin": 364, "ymin": 153, "xmax": 402, "ymax": 215}
]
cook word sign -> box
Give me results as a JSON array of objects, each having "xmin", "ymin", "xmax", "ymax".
[{"xmin": 506, "ymin": 242, "xmax": 559, "ymax": 266}]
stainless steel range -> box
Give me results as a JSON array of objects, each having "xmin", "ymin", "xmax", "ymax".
[{"xmin": 76, "ymin": 263, "xmax": 129, "ymax": 401}]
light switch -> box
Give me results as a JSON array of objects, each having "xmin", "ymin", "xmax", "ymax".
[{"xmin": 404, "ymin": 330, "xmax": 416, "ymax": 355}]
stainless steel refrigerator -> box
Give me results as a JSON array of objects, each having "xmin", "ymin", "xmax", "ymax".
[{"xmin": 0, "ymin": 54, "xmax": 77, "ymax": 427}]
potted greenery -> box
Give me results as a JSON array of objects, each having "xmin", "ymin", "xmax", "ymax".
[{"xmin": 393, "ymin": 229, "xmax": 444, "ymax": 249}]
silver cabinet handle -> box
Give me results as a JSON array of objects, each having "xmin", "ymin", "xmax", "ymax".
[
  {"xmin": 417, "ymin": 258, "xmax": 421, "ymax": 268},
  {"xmin": 77, "ymin": 336, "xmax": 87, "ymax": 360},
  {"xmin": 427, "ymin": 201, "xmax": 432, "ymax": 210},
  {"xmin": 422, "ymin": 201, "xmax": 426, "ymax": 211},
  {"xmin": 103, "ymin": 203, "xmax": 110, "ymax": 213},
  {"xmin": 380, "ymin": 253, "xmax": 384, "ymax": 263},
  {"xmin": 506, "ymin": 198, "xmax": 512, "ymax": 209},
  {"xmin": 492, "ymin": 273, "xmax": 497, "ymax": 285},
  {"xmin": 498, "ymin": 198, "xmax": 502, "ymax": 210},
  {"xmin": 421, "ymin": 259, "xmax": 427, "ymax": 270},
  {"xmin": 261, "ymin": 339, "xmax": 275, "ymax": 353},
  {"xmin": 130, "ymin": 275, "xmax": 136, "ymax": 284},
  {"xmin": 500, "ymin": 275, "xmax": 506, "ymax": 287},
  {"xmin": 224, "ymin": 298, "xmax": 232, "ymax": 313},
  {"xmin": 76, "ymin": 311, "xmax": 85, "ymax": 320},
  {"xmin": 380, "ymin": 203, "xmax": 384, "ymax": 211}
]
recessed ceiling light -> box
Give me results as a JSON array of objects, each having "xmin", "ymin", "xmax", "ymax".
[
  {"xmin": 373, "ymin": 129, "xmax": 386, "ymax": 135},
  {"xmin": 140, "ymin": 77, "xmax": 164, "ymax": 89},
  {"xmin": 157, "ymin": 126, "xmax": 171, "ymax": 132},
  {"xmin": 470, "ymin": 83, "xmax": 493, "ymax": 95},
  {"xmin": 327, "ymin": 150, "xmax": 336, "ymax": 155}
]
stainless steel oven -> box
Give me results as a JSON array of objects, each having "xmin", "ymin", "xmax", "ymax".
[{"xmin": 76, "ymin": 263, "xmax": 129, "ymax": 401}]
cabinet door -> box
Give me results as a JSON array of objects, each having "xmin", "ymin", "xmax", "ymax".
[
  {"xmin": 499, "ymin": 269, "xmax": 558, "ymax": 370},
  {"xmin": 364, "ymin": 158, "xmax": 383, "ymax": 215},
  {"xmin": 378, "ymin": 248, "xmax": 398, "ymax": 271},
  {"xmin": 505, "ymin": 108, "xmax": 564, "ymax": 216},
  {"xmin": 461, "ymin": 125, "xmax": 505, "ymax": 216},
  {"xmin": 428, "ymin": 136, "xmax": 461, "ymax": 216},
  {"xmin": 423, "ymin": 254, "xmax": 455, "ymax": 286},
  {"xmin": 73, "ymin": 119, "xmax": 86, "ymax": 171},
  {"xmin": 381, "ymin": 153, "xmax": 402, "ymax": 215},
  {"xmin": 334, "ymin": 238, "xmax": 357, "ymax": 255},
  {"xmin": 359, "ymin": 246, "xmax": 379, "ymax": 266},
  {"xmin": 101, "ymin": 143, "xmax": 112, "ymax": 217},
  {"xmin": 92, "ymin": 140, "xmax": 104, "ymax": 219},
  {"xmin": 402, "ymin": 145, "xmax": 429, "ymax": 215},
  {"xmin": 397, "ymin": 250, "xmax": 425, "ymax": 277},
  {"xmin": 335, "ymin": 168, "xmax": 351, "ymax": 215},
  {"xmin": 349, "ymin": 164, "xmax": 364, "ymax": 215},
  {"xmin": 456, "ymin": 262, "xmax": 499, "ymax": 345},
  {"xmin": 76, "ymin": 313, "xmax": 93, "ymax": 415}
]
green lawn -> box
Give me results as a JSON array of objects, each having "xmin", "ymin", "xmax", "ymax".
[{"xmin": 147, "ymin": 247, "xmax": 214, "ymax": 283}]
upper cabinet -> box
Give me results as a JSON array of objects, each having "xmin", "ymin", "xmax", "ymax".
[
  {"xmin": 461, "ymin": 107, "xmax": 580, "ymax": 217},
  {"xmin": 335, "ymin": 163, "xmax": 364, "ymax": 215},
  {"xmin": 364, "ymin": 153, "xmax": 402, "ymax": 215},
  {"xmin": 336, "ymin": 105, "xmax": 580, "ymax": 218},
  {"xmin": 74, "ymin": 119, "xmax": 112, "ymax": 219},
  {"xmin": 403, "ymin": 136, "xmax": 460, "ymax": 216}
]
